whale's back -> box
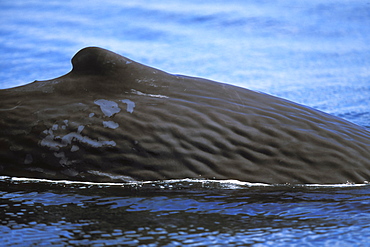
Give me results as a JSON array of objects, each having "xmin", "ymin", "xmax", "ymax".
[{"xmin": 0, "ymin": 47, "xmax": 369, "ymax": 184}]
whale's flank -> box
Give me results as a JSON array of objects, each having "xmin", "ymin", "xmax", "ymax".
[{"xmin": 0, "ymin": 47, "xmax": 369, "ymax": 184}]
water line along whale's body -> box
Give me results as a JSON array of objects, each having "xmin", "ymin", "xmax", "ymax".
[{"xmin": 0, "ymin": 47, "xmax": 369, "ymax": 184}]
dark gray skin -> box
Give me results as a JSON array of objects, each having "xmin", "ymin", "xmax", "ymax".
[{"xmin": 0, "ymin": 47, "xmax": 369, "ymax": 184}]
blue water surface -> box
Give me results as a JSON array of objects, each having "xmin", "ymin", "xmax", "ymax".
[
  {"xmin": 1, "ymin": 179, "xmax": 370, "ymax": 246},
  {"xmin": 1, "ymin": 0, "xmax": 370, "ymax": 246}
]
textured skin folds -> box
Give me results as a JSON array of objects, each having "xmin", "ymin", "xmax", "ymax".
[{"xmin": 0, "ymin": 47, "xmax": 369, "ymax": 184}]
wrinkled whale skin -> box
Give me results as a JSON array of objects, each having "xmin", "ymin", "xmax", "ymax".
[{"xmin": 0, "ymin": 47, "xmax": 369, "ymax": 184}]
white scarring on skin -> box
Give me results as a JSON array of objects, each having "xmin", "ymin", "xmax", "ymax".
[
  {"xmin": 103, "ymin": 121, "xmax": 119, "ymax": 129},
  {"xmin": 94, "ymin": 99, "xmax": 121, "ymax": 117},
  {"xmin": 120, "ymin": 99, "xmax": 135, "ymax": 113},
  {"xmin": 130, "ymin": 89, "xmax": 168, "ymax": 99},
  {"xmin": 38, "ymin": 97, "xmax": 136, "ymax": 166},
  {"xmin": 93, "ymin": 99, "xmax": 135, "ymax": 128},
  {"xmin": 94, "ymin": 98, "xmax": 135, "ymax": 116},
  {"xmin": 40, "ymin": 122, "xmax": 116, "ymax": 151},
  {"xmin": 40, "ymin": 125, "xmax": 116, "ymax": 151},
  {"xmin": 40, "ymin": 122, "xmax": 117, "ymax": 167}
]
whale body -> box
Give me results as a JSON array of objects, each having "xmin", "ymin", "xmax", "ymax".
[{"xmin": 0, "ymin": 47, "xmax": 369, "ymax": 184}]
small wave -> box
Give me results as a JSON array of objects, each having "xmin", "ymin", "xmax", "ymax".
[{"xmin": 0, "ymin": 176, "xmax": 369, "ymax": 190}]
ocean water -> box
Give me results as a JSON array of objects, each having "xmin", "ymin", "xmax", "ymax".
[
  {"xmin": 1, "ymin": 0, "xmax": 370, "ymax": 246},
  {"xmin": 1, "ymin": 178, "xmax": 370, "ymax": 246}
]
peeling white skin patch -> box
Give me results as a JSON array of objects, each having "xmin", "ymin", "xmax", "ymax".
[
  {"xmin": 52, "ymin": 124, "xmax": 58, "ymax": 131},
  {"xmin": 120, "ymin": 99, "xmax": 135, "ymax": 113},
  {"xmin": 38, "ymin": 117, "xmax": 117, "ymax": 168},
  {"xmin": 77, "ymin": 125, "xmax": 84, "ymax": 134},
  {"xmin": 37, "ymin": 96, "xmax": 132, "ymax": 170},
  {"xmin": 94, "ymin": 99, "xmax": 121, "ymax": 117},
  {"xmin": 40, "ymin": 122, "xmax": 117, "ymax": 152},
  {"xmin": 103, "ymin": 121, "xmax": 119, "ymax": 129},
  {"xmin": 71, "ymin": 145, "xmax": 79, "ymax": 152},
  {"xmin": 131, "ymin": 89, "xmax": 168, "ymax": 98}
]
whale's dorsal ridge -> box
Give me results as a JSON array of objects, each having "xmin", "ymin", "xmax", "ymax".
[
  {"xmin": 71, "ymin": 47, "xmax": 133, "ymax": 75},
  {"xmin": 8, "ymin": 47, "xmax": 143, "ymax": 94},
  {"xmin": 68, "ymin": 47, "xmax": 172, "ymax": 94}
]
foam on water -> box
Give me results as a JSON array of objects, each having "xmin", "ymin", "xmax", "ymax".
[{"xmin": 1, "ymin": 176, "xmax": 368, "ymax": 190}]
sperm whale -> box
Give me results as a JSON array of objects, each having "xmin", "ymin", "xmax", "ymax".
[{"xmin": 0, "ymin": 47, "xmax": 369, "ymax": 184}]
